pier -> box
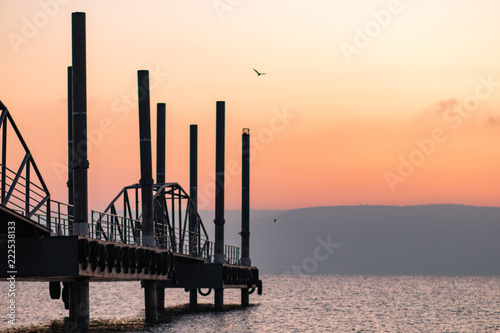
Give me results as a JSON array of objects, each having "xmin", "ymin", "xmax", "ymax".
[{"xmin": 0, "ymin": 12, "xmax": 262, "ymax": 332}]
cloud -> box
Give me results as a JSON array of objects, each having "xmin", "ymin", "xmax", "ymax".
[
  {"xmin": 487, "ymin": 113, "xmax": 500, "ymax": 126},
  {"xmin": 420, "ymin": 98, "xmax": 459, "ymax": 120}
]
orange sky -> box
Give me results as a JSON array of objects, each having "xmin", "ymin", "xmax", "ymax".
[{"xmin": 1, "ymin": 1, "xmax": 500, "ymax": 210}]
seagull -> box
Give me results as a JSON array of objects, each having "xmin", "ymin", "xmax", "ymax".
[{"xmin": 253, "ymin": 68, "xmax": 267, "ymax": 76}]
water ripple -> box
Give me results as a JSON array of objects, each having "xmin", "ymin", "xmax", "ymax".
[{"xmin": 2, "ymin": 275, "xmax": 500, "ymax": 332}]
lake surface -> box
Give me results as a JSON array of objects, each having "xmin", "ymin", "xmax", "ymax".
[{"xmin": 2, "ymin": 274, "xmax": 500, "ymax": 332}]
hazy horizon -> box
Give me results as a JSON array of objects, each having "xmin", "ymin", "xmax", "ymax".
[{"xmin": 231, "ymin": 205, "xmax": 500, "ymax": 276}]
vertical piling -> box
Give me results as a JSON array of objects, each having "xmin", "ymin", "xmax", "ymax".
[
  {"xmin": 214, "ymin": 101, "xmax": 225, "ymax": 309},
  {"xmin": 189, "ymin": 124, "xmax": 198, "ymax": 306},
  {"xmin": 156, "ymin": 103, "xmax": 166, "ymax": 311},
  {"xmin": 156, "ymin": 103, "xmax": 166, "ymax": 184},
  {"xmin": 70, "ymin": 12, "xmax": 90, "ymax": 332},
  {"xmin": 66, "ymin": 65, "xmax": 76, "ymax": 320},
  {"xmin": 70, "ymin": 12, "xmax": 90, "ymax": 333},
  {"xmin": 138, "ymin": 70, "xmax": 157, "ymax": 322},
  {"xmin": 241, "ymin": 128, "xmax": 251, "ymax": 307},
  {"xmin": 138, "ymin": 70, "xmax": 155, "ymax": 247},
  {"xmin": 71, "ymin": 12, "xmax": 88, "ymax": 237},
  {"xmin": 67, "ymin": 66, "xmax": 74, "ymax": 229},
  {"xmin": 72, "ymin": 278, "xmax": 89, "ymax": 332}
]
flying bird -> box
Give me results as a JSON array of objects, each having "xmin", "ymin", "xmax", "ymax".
[{"xmin": 253, "ymin": 68, "xmax": 267, "ymax": 76}]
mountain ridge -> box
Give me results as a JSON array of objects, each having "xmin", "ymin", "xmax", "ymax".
[{"xmin": 201, "ymin": 204, "xmax": 500, "ymax": 276}]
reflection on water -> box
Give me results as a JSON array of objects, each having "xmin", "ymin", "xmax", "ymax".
[
  {"xmin": 2, "ymin": 275, "xmax": 500, "ymax": 332},
  {"xmin": 2, "ymin": 304, "xmax": 255, "ymax": 333}
]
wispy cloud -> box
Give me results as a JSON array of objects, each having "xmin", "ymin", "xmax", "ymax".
[
  {"xmin": 487, "ymin": 113, "xmax": 500, "ymax": 126},
  {"xmin": 419, "ymin": 98, "xmax": 459, "ymax": 120}
]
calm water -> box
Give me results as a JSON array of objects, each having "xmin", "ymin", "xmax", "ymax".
[{"xmin": 2, "ymin": 275, "xmax": 500, "ymax": 332}]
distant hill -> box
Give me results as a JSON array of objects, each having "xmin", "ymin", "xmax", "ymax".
[{"xmin": 201, "ymin": 205, "xmax": 500, "ymax": 276}]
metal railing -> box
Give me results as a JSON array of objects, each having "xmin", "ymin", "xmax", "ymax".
[
  {"xmin": 91, "ymin": 210, "xmax": 142, "ymax": 245},
  {"xmin": 224, "ymin": 244, "xmax": 240, "ymax": 265},
  {"xmin": 0, "ymin": 162, "xmax": 50, "ymax": 224},
  {"xmin": 49, "ymin": 200, "xmax": 73, "ymax": 236},
  {"xmin": 96, "ymin": 182, "xmax": 211, "ymax": 255},
  {"xmin": 0, "ymin": 163, "xmax": 73, "ymax": 236},
  {"xmin": 201, "ymin": 242, "xmax": 240, "ymax": 265},
  {"xmin": 152, "ymin": 183, "xmax": 210, "ymax": 257},
  {"xmin": 0, "ymin": 106, "xmax": 52, "ymax": 231},
  {"xmin": 155, "ymin": 229, "xmax": 209, "ymax": 253},
  {"xmin": 0, "ymin": 103, "xmax": 244, "ymax": 264}
]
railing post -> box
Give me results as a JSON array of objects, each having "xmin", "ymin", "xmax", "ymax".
[
  {"xmin": 90, "ymin": 210, "xmax": 94, "ymax": 239},
  {"xmin": 57, "ymin": 201, "xmax": 61, "ymax": 235},
  {"xmin": 171, "ymin": 191, "xmax": 176, "ymax": 252},
  {"xmin": 178, "ymin": 187, "xmax": 182, "ymax": 253},
  {"xmin": 25, "ymin": 158, "xmax": 30, "ymax": 217},
  {"xmin": 46, "ymin": 195, "xmax": 51, "ymax": 233}
]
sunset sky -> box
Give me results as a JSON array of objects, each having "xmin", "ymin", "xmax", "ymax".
[{"xmin": 1, "ymin": 0, "xmax": 500, "ymax": 210}]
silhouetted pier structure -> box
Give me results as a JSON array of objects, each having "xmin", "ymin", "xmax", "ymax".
[{"xmin": 0, "ymin": 12, "xmax": 261, "ymax": 332}]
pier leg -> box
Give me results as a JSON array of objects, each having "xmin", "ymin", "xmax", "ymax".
[
  {"xmin": 214, "ymin": 288, "xmax": 223, "ymax": 310},
  {"xmin": 189, "ymin": 289, "xmax": 198, "ymax": 307},
  {"xmin": 156, "ymin": 288, "xmax": 165, "ymax": 312},
  {"xmin": 68, "ymin": 282, "xmax": 75, "ymax": 317},
  {"xmin": 72, "ymin": 278, "xmax": 89, "ymax": 333},
  {"xmin": 144, "ymin": 280, "xmax": 157, "ymax": 323},
  {"xmin": 241, "ymin": 288, "xmax": 249, "ymax": 307}
]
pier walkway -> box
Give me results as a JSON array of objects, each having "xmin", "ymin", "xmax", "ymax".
[{"xmin": 0, "ymin": 13, "xmax": 261, "ymax": 332}]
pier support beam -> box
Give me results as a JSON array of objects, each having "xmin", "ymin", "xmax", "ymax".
[
  {"xmin": 241, "ymin": 128, "xmax": 251, "ymax": 307},
  {"xmin": 215, "ymin": 289, "xmax": 224, "ymax": 310},
  {"xmin": 138, "ymin": 70, "xmax": 157, "ymax": 322},
  {"xmin": 72, "ymin": 278, "xmax": 89, "ymax": 332},
  {"xmin": 144, "ymin": 281, "xmax": 157, "ymax": 322},
  {"xmin": 241, "ymin": 289, "xmax": 249, "ymax": 307},
  {"xmin": 156, "ymin": 289, "xmax": 165, "ymax": 312},
  {"xmin": 189, "ymin": 124, "xmax": 198, "ymax": 306},
  {"xmin": 214, "ymin": 101, "xmax": 225, "ymax": 310}
]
